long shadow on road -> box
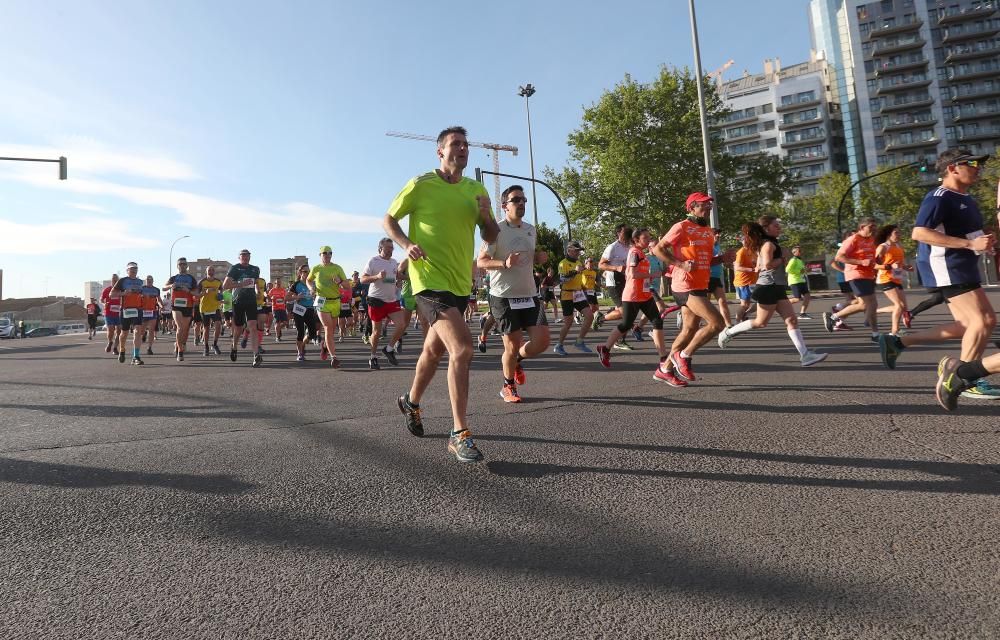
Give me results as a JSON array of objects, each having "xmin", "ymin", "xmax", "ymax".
[{"xmin": 0, "ymin": 457, "xmax": 254, "ymax": 494}]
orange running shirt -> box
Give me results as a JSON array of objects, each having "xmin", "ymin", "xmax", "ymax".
[
  {"xmin": 841, "ymin": 233, "xmax": 877, "ymax": 281},
  {"xmin": 733, "ymin": 247, "xmax": 758, "ymax": 287},
  {"xmin": 876, "ymin": 243, "xmax": 905, "ymax": 284},
  {"xmin": 665, "ymin": 219, "xmax": 715, "ymax": 292},
  {"xmin": 622, "ymin": 247, "xmax": 653, "ymax": 303}
]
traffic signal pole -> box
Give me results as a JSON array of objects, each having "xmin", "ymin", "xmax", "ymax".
[{"xmin": 835, "ymin": 159, "xmax": 928, "ymax": 239}]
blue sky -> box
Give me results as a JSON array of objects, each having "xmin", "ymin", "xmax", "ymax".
[{"xmin": 0, "ymin": 0, "xmax": 812, "ymax": 299}]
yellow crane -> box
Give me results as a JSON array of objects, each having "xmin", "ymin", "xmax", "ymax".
[{"xmin": 386, "ymin": 131, "xmax": 518, "ymax": 207}]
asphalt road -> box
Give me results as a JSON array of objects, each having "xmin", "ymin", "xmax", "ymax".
[{"xmin": 2, "ymin": 291, "xmax": 999, "ymax": 639}]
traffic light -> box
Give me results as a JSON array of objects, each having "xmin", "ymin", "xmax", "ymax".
[
  {"xmin": 58, "ymin": 156, "xmax": 67, "ymax": 180},
  {"xmin": 918, "ymin": 159, "xmax": 931, "ymax": 172}
]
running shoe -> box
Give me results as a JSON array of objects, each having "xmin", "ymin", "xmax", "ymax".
[
  {"xmin": 553, "ymin": 343, "xmax": 568, "ymax": 356},
  {"xmin": 870, "ymin": 334, "xmax": 880, "ymax": 344},
  {"xmin": 321, "ymin": 346, "xmax": 329, "ymax": 361},
  {"xmin": 878, "ymin": 334, "xmax": 902, "ymax": 370},
  {"xmin": 131, "ymin": 357, "xmax": 144, "ymax": 365},
  {"xmin": 369, "ymin": 356, "xmax": 380, "ymax": 370},
  {"xmin": 258, "ymin": 346, "xmax": 265, "ymax": 354},
  {"xmin": 800, "ymin": 351, "xmax": 828, "ymax": 367},
  {"xmin": 798, "ymin": 313, "xmax": 812, "ymax": 320},
  {"xmin": 230, "ymin": 348, "xmax": 237, "ymax": 362},
  {"xmin": 675, "ymin": 314, "xmax": 683, "ymax": 329},
  {"xmin": 591, "ymin": 314, "xmax": 600, "ymax": 331},
  {"xmin": 902, "ymin": 309, "xmax": 912, "ymax": 329},
  {"xmin": 596, "ymin": 345, "xmax": 611, "ymax": 369},
  {"xmin": 362, "ymin": 335, "xmax": 370, "ymax": 345},
  {"xmin": 717, "ymin": 327, "xmax": 733, "ymax": 350},
  {"xmin": 574, "ymin": 313, "xmax": 581, "ymax": 325},
  {"xmin": 612, "ymin": 340, "xmax": 633, "ymax": 351},
  {"xmin": 296, "ymin": 353, "xmax": 305, "ymax": 362},
  {"xmin": 195, "ymin": 336, "xmax": 201, "ymax": 346},
  {"xmin": 514, "ymin": 364, "xmax": 526, "ymax": 386},
  {"xmin": 935, "ymin": 356, "xmax": 965, "ymax": 411},
  {"xmin": 447, "ymin": 429, "xmax": 483, "ymax": 464},
  {"xmin": 479, "ymin": 315, "xmax": 487, "ymax": 331},
  {"xmin": 573, "ymin": 340, "xmax": 592, "ymax": 353},
  {"xmin": 670, "ymin": 352, "xmax": 695, "ymax": 381},
  {"xmin": 397, "ymin": 394, "xmax": 424, "ymax": 437},
  {"xmin": 821, "ymin": 312, "xmax": 835, "ymax": 333},
  {"xmin": 500, "ymin": 383, "xmax": 522, "ymax": 403},
  {"xmin": 382, "ymin": 346, "xmax": 398, "ymax": 366},
  {"xmin": 395, "ymin": 337, "xmax": 403, "ymax": 354},
  {"xmin": 177, "ymin": 351, "xmax": 184, "ymax": 362},
  {"xmin": 240, "ymin": 336, "xmax": 248, "ymax": 349},
  {"xmin": 833, "ymin": 322, "xmax": 854, "ymax": 331},
  {"xmin": 146, "ymin": 347, "xmax": 153, "ymax": 356},
  {"xmin": 330, "ymin": 357, "xmax": 340, "ymax": 369},
  {"xmin": 631, "ymin": 328, "xmax": 644, "ymax": 342},
  {"xmin": 105, "ymin": 344, "xmax": 112, "ymax": 353},
  {"xmin": 252, "ymin": 353, "xmax": 262, "ymax": 368},
  {"xmin": 653, "ymin": 366, "xmax": 687, "ymax": 387},
  {"xmin": 213, "ymin": 344, "xmax": 221, "ymax": 355},
  {"xmin": 113, "ymin": 346, "xmax": 119, "ymax": 355},
  {"xmin": 117, "ymin": 350, "xmax": 126, "ymax": 363},
  {"xmin": 960, "ymin": 379, "xmax": 1000, "ymax": 400},
  {"xmin": 203, "ymin": 347, "xmax": 210, "ymax": 357},
  {"xmin": 477, "ymin": 337, "xmax": 487, "ymax": 353}
]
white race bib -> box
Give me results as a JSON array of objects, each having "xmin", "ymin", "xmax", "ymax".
[
  {"xmin": 122, "ymin": 308, "xmax": 139, "ymax": 319},
  {"xmin": 314, "ymin": 296, "xmax": 327, "ymax": 308},
  {"xmin": 143, "ymin": 310, "xmax": 155, "ymax": 319},
  {"xmin": 509, "ymin": 297, "xmax": 535, "ymax": 310},
  {"xmin": 110, "ymin": 304, "xmax": 121, "ymax": 313},
  {"xmin": 585, "ymin": 289, "xmax": 595, "ymax": 296},
  {"xmin": 641, "ymin": 279, "xmax": 651, "ymax": 292},
  {"xmin": 572, "ymin": 290, "xmax": 587, "ymax": 303},
  {"xmin": 173, "ymin": 297, "xmax": 188, "ymax": 308},
  {"xmin": 293, "ymin": 303, "xmax": 307, "ymax": 316}
]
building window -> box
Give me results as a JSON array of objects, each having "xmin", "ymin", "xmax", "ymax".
[
  {"xmin": 766, "ymin": 138, "xmax": 777, "ymax": 148},
  {"xmin": 763, "ymin": 120, "xmax": 775, "ymax": 131},
  {"xmin": 881, "ymin": 0, "xmax": 893, "ymax": 12},
  {"xmin": 762, "ymin": 103, "xmax": 773, "ymax": 113}
]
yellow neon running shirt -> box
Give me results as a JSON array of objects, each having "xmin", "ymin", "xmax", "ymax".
[{"xmin": 388, "ymin": 171, "xmax": 489, "ymax": 297}]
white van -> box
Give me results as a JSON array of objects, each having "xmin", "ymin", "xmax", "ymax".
[{"xmin": 57, "ymin": 323, "xmax": 87, "ymax": 335}]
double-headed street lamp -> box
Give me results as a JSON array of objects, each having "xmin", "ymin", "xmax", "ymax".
[{"xmin": 518, "ymin": 83, "xmax": 539, "ymax": 227}]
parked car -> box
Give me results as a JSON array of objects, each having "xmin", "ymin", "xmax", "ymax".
[
  {"xmin": 25, "ymin": 327, "xmax": 58, "ymax": 338},
  {"xmin": 0, "ymin": 323, "xmax": 15, "ymax": 339}
]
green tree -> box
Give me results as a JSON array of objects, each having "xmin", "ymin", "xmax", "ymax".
[
  {"xmin": 545, "ymin": 66, "xmax": 795, "ymax": 243},
  {"xmin": 533, "ymin": 222, "xmax": 566, "ymax": 269},
  {"xmin": 780, "ymin": 172, "xmax": 853, "ymax": 255}
]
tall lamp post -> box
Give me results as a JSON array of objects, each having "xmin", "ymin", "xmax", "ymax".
[
  {"xmin": 168, "ymin": 235, "xmax": 190, "ymax": 276},
  {"xmin": 518, "ymin": 83, "xmax": 539, "ymax": 227},
  {"xmin": 687, "ymin": 0, "xmax": 719, "ymax": 229}
]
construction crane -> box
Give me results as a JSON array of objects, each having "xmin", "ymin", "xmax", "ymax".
[
  {"xmin": 707, "ymin": 59, "xmax": 735, "ymax": 89},
  {"xmin": 386, "ymin": 131, "xmax": 518, "ymax": 208}
]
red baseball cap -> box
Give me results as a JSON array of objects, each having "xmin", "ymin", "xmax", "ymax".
[{"xmin": 685, "ymin": 192, "xmax": 714, "ymax": 210}]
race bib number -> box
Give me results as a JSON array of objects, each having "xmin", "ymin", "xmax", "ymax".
[
  {"xmin": 572, "ymin": 290, "xmax": 587, "ymax": 303},
  {"xmin": 641, "ymin": 279, "xmax": 651, "ymax": 292},
  {"xmin": 173, "ymin": 298, "xmax": 188, "ymax": 308},
  {"xmin": 384, "ymin": 277, "xmax": 396, "ymax": 284},
  {"xmin": 585, "ymin": 289, "xmax": 595, "ymax": 296},
  {"xmin": 110, "ymin": 304, "xmax": 121, "ymax": 313},
  {"xmin": 257, "ymin": 306, "xmax": 263, "ymax": 311},
  {"xmin": 143, "ymin": 310, "xmax": 155, "ymax": 319},
  {"xmin": 122, "ymin": 308, "xmax": 139, "ymax": 319},
  {"xmin": 314, "ymin": 296, "xmax": 326, "ymax": 308},
  {"xmin": 509, "ymin": 297, "xmax": 535, "ymax": 310},
  {"xmin": 293, "ymin": 303, "xmax": 307, "ymax": 316},
  {"xmin": 892, "ymin": 268, "xmax": 904, "ymax": 279}
]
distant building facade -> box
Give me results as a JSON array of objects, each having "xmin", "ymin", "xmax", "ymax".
[{"xmin": 270, "ymin": 256, "xmax": 308, "ymax": 286}]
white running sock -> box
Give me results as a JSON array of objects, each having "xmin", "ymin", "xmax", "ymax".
[
  {"xmin": 728, "ymin": 320, "xmax": 754, "ymax": 336},
  {"xmin": 788, "ymin": 328, "xmax": 808, "ymax": 357}
]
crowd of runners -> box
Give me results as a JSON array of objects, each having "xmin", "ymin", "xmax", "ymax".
[{"xmin": 84, "ymin": 128, "xmax": 1000, "ymax": 463}]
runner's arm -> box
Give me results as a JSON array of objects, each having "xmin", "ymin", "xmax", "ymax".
[{"xmin": 912, "ymin": 226, "xmax": 993, "ymax": 251}]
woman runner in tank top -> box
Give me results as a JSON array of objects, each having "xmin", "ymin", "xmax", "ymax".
[
  {"xmin": 874, "ymin": 224, "xmax": 913, "ymax": 336},
  {"xmin": 717, "ymin": 216, "xmax": 828, "ymax": 367}
]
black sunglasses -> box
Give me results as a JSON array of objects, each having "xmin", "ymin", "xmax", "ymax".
[{"xmin": 505, "ymin": 197, "xmax": 528, "ymax": 204}]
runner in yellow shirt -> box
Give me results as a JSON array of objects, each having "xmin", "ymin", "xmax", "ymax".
[
  {"xmin": 307, "ymin": 245, "xmax": 349, "ymax": 368},
  {"xmin": 198, "ymin": 266, "xmax": 224, "ymax": 356}
]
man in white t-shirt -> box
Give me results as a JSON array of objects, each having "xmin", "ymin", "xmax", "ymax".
[
  {"xmin": 598, "ymin": 224, "xmax": 633, "ymax": 348},
  {"xmin": 476, "ymin": 185, "xmax": 550, "ymax": 403},
  {"xmin": 361, "ymin": 237, "xmax": 406, "ymax": 370}
]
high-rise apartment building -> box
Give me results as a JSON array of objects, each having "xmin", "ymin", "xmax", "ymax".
[
  {"xmin": 717, "ymin": 53, "xmax": 848, "ymax": 196},
  {"xmin": 811, "ymin": 0, "xmax": 1000, "ymax": 170},
  {"xmin": 186, "ymin": 258, "xmax": 232, "ymax": 282},
  {"xmin": 269, "ymin": 256, "xmax": 308, "ymax": 286}
]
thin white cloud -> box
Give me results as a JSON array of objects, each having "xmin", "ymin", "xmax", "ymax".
[
  {"xmin": 8, "ymin": 171, "xmax": 385, "ymax": 234},
  {"xmin": 66, "ymin": 202, "xmax": 109, "ymax": 213},
  {"xmin": 0, "ymin": 218, "xmax": 159, "ymax": 255},
  {"xmin": 0, "ymin": 140, "xmax": 198, "ymax": 181}
]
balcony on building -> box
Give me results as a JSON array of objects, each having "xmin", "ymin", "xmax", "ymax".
[
  {"xmin": 937, "ymin": 2, "xmax": 998, "ymax": 25},
  {"xmin": 787, "ymin": 151, "xmax": 829, "ymax": 165},
  {"xmin": 874, "ymin": 55, "xmax": 929, "ymax": 75},
  {"xmin": 875, "ymin": 74, "xmax": 932, "ymax": 95},
  {"xmin": 950, "ymin": 106, "xmax": 1000, "ymax": 122},
  {"xmin": 949, "ymin": 126, "xmax": 1000, "ymax": 143},
  {"xmin": 872, "ymin": 35, "xmax": 926, "ymax": 56},
  {"xmin": 778, "ymin": 112, "xmax": 824, "ymax": 131},
  {"xmin": 879, "ymin": 93, "xmax": 935, "ymax": 113},
  {"xmin": 941, "ymin": 22, "xmax": 1000, "ymax": 44},
  {"xmin": 881, "ymin": 115, "xmax": 937, "ymax": 133},
  {"xmin": 865, "ymin": 17, "xmax": 923, "ymax": 41},
  {"xmin": 884, "ymin": 136, "xmax": 938, "ymax": 152},
  {"xmin": 776, "ymin": 96, "xmax": 821, "ymax": 113},
  {"xmin": 951, "ymin": 84, "xmax": 1000, "ymax": 100},
  {"xmin": 946, "ymin": 60, "xmax": 1000, "ymax": 82},
  {"xmin": 713, "ymin": 107, "xmax": 761, "ymax": 129},
  {"xmin": 724, "ymin": 131, "xmax": 761, "ymax": 144},
  {"xmin": 780, "ymin": 128, "xmax": 826, "ymax": 148},
  {"xmin": 945, "ymin": 41, "xmax": 1000, "ymax": 63},
  {"xmin": 792, "ymin": 169, "xmax": 826, "ymax": 182}
]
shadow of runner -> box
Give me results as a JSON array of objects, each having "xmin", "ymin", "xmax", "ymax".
[
  {"xmin": 0, "ymin": 403, "xmax": 264, "ymax": 420},
  {"xmin": 0, "ymin": 457, "xmax": 254, "ymax": 494}
]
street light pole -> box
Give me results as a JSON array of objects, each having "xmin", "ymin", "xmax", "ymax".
[
  {"xmin": 687, "ymin": 0, "xmax": 719, "ymax": 229},
  {"xmin": 168, "ymin": 235, "xmax": 190, "ymax": 276},
  {"xmin": 518, "ymin": 83, "xmax": 539, "ymax": 227}
]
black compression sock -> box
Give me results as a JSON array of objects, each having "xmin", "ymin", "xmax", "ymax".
[
  {"xmin": 955, "ymin": 360, "xmax": 989, "ymax": 385},
  {"xmin": 404, "ymin": 393, "xmax": 419, "ymax": 409},
  {"xmin": 504, "ymin": 377, "xmax": 515, "ymax": 386}
]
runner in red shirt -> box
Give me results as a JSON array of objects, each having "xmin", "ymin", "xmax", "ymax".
[
  {"xmin": 651, "ymin": 192, "xmax": 729, "ymax": 384},
  {"xmin": 823, "ymin": 218, "xmax": 880, "ymax": 341},
  {"xmin": 100, "ymin": 274, "xmax": 121, "ymax": 355},
  {"xmin": 268, "ymin": 278, "xmax": 289, "ymax": 342},
  {"xmin": 86, "ymin": 298, "xmax": 101, "ymax": 340}
]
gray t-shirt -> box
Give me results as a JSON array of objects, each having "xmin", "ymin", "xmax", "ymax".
[{"xmin": 484, "ymin": 219, "xmax": 537, "ymax": 299}]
